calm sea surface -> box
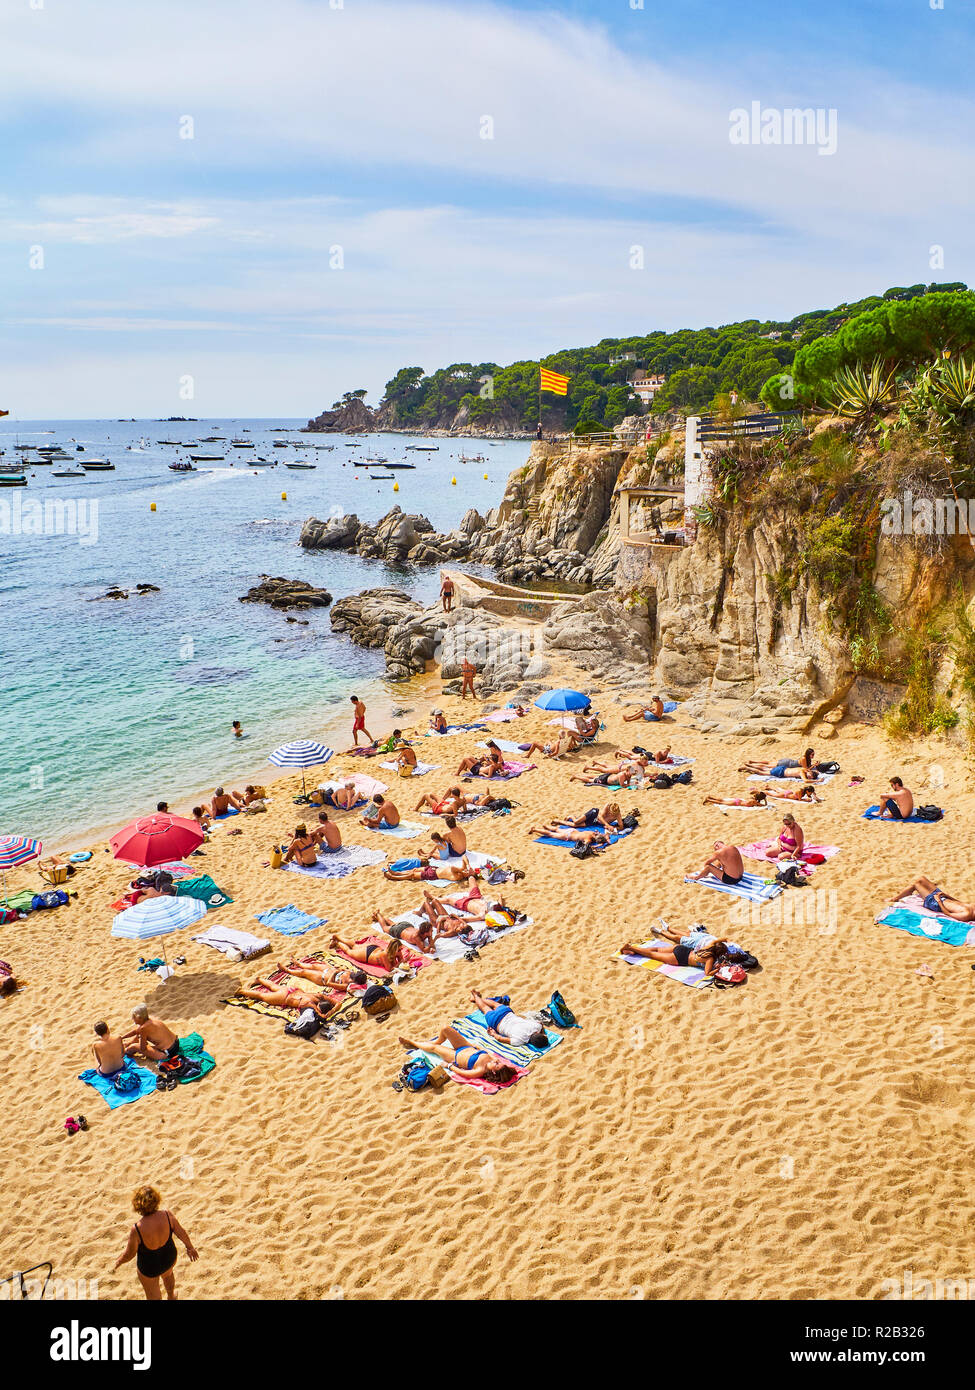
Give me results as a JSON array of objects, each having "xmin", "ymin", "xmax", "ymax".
[{"xmin": 0, "ymin": 418, "xmax": 526, "ymax": 846}]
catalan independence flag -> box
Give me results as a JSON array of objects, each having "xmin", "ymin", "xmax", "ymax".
[{"xmin": 539, "ymin": 367, "xmax": 570, "ymax": 396}]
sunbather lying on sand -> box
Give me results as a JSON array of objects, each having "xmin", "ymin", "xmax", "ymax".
[
  {"xmin": 236, "ymin": 975, "xmax": 327, "ymax": 1011},
  {"xmin": 739, "ymin": 748, "xmax": 818, "ymax": 780},
  {"xmin": 569, "ymin": 757, "xmax": 644, "ymax": 788},
  {"xmin": 529, "ymin": 821, "xmax": 611, "ymax": 846},
  {"xmin": 762, "ymin": 783, "xmax": 822, "ymax": 803},
  {"xmin": 283, "ymin": 824, "xmax": 318, "ymax": 866},
  {"xmin": 276, "ymin": 960, "xmax": 368, "ymax": 990},
  {"xmin": 383, "ymin": 855, "xmax": 475, "ymax": 882},
  {"xmin": 419, "ymin": 890, "xmax": 518, "ymax": 937},
  {"xmin": 620, "ymin": 938, "xmax": 727, "ymax": 975},
  {"xmin": 704, "ymin": 790, "xmax": 768, "ymax": 807},
  {"xmin": 211, "ymin": 785, "xmax": 245, "ymax": 816},
  {"xmin": 360, "ymin": 794, "xmax": 400, "ymax": 829},
  {"xmin": 893, "ymin": 875, "xmax": 975, "ymax": 921},
  {"xmin": 623, "ymin": 696, "xmax": 665, "ymax": 721},
  {"xmin": 415, "ymin": 784, "xmax": 468, "ymax": 814},
  {"xmin": 470, "ymin": 989, "xmax": 550, "ymax": 1048},
  {"xmin": 686, "ymin": 841, "xmax": 745, "ymax": 885},
  {"xmin": 522, "ymin": 729, "xmax": 580, "ymax": 760},
  {"xmin": 556, "ymin": 802, "xmax": 626, "ymax": 832},
  {"xmin": 123, "ymin": 1006, "xmax": 180, "ymax": 1061},
  {"xmin": 397, "ymin": 1029, "xmax": 517, "ymax": 1084},
  {"xmin": 329, "ymin": 934, "xmax": 404, "ymax": 970},
  {"xmin": 371, "ymin": 910, "xmax": 436, "ymax": 954}
]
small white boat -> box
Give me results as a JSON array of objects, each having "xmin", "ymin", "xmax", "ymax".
[
  {"xmin": 285, "ymin": 461, "xmax": 316, "ymax": 470},
  {"xmin": 231, "ymin": 439, "xmax": 255, "ymax": 448},
  {"xmin": 80, "ymin": 459, "xmax": 115, "ymax": 470},
  {"xmin": 53, "ymin": 469, "xmax": 86, "ymax": 479}
]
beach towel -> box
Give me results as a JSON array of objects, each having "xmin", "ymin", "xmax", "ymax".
[
  {"xmin": 534, "ymin": 827, "xmax": 634, "ymax": 851},
  {"xmin": 644, "ymin": 755, "xmax": 693, "ymax": 769},
  {"xmin": 318, "ymin": 772, "xmax": 388, "ymax": 800},
  {"xmin": 748, "ymin": 771, "xmax": 835, "ymax": 784},
  {"xmin": 737, "ymin": 840, "xmax": 840, "ymax": 865},
  {"xmin": 476, "ymin": 738, "xmax": 526, "ymax": 755},
  {"xmin": 862, "ymin": 805, "xmax": 946, "ymax": 824},
  {"xmin": 223, "ymin": 954, "xmax": 357, "ymax": 1024},
  {"xmin": 612, "ymin": 944, "xmax": 710, "ymax": 988},
  {"xmin": 425, "ymin": 723, "xmax": 487, "ymax": 736},
  {"xmin": 254, "ymin": 905, "xmax": 328, "ymax": 936},
  {"xmin": 454, "ymin": 1012, "xmax": 563, "ymax": 1067},
  {"xmin": 875, "ymin": 905, "xmax": 975, "ymax": 947},
  {"xmin": 429, "ymin": 914, "xmax": 532, "ymax": 962},
  {"xmin": 123, "ymin": 859, "xmax": 195, "ymax": 878},
  {"xmin": 191, "ymin": 926, "xmax": 270, "ymax": 960},
  {"xmin": 79, "ymin": 1057, "xmax": 156, "ymax": 1109},
  {"xmin": 485, "ymin": 707, "xmax": 523, "ymax": 722},
  {"xmin": 404, "ymin": 1047, "xmax": 528, "ymax": 1093},
  {"xmin": 335, "ymin": 934, "xmax": 429, "ymax": 975},
  {"xmin": 281, "ymin": 845, "xmax": 387, "ymax": 879},
  {"xmin": 213, "ymin": 807, "xmax": 240, "ymax": 819},
  {"xmin": 175, "ymin": 1032, "xmax": 216, "ymax": 1083},
  {"xmin": 174, "ymin": 874, "xmax": 233, "ymax": 908},
  {"xmin": 387, "ymin": 849, "xmax": 504, "ymax": 875},
  {"xmin": 365, "ymin": 820, "xmax": 427, "ymax": 839},
  {"xmin": 469, "ymin": 760, "xmax": 535, "ymax": 779},
  {"xmin": 379, "ymin": 760, "xmax": 440, "ymax": 777},
  {"xmin": 685, "ymin": 871, "xmax": 784, "ymax": 902}
]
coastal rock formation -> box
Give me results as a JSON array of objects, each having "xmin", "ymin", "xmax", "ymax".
[
  {"xmin": 299, "ymin": 514, "xmax": 360, "ymax": 550},
  {"xmin": 239, "ymin": 577, "xmax": 332, "ymax": 610},
  {"xmin": 328, "ymin": 589, "xmax": 424, "ymax": 652},
  {"xmin": 91, "ymin": 583, "xmax": 161, "ymax": 601},
  {"xmin": 304, "ymin": 398, "xmax": 375, "ymax": 434}
]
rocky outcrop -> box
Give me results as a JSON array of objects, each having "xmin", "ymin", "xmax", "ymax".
[
  {"xmin": 304, "ymin": 398, "xmax": 376, "ymax": 434},
  {"xmin": 328, "ymin": 589, "xmax": 423, "ymax": 650},
  {"xmin": 301, "ymin": 506, "xmax": 467, "ymax": 564},
  {"xmin": 299, "ymin": 514, "xmax": 360, "ymax": 550},
  {"xmin": 239, "ymin": 577, "xmax": 332, "ymax": 609}
]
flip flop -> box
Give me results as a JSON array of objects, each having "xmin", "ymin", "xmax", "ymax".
[{"xmin": 76, "ymin": 1115, "xmax": 88, "ymax": 1131}]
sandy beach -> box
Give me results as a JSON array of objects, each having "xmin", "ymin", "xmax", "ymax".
[{"xmin": 2, "ymin": 665, "xmax": 973, "ymax": 1302}]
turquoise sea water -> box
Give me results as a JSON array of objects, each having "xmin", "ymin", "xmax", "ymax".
[{"xmin": 0, "ymin": 419, "xmax": 525, "ymax": 846}]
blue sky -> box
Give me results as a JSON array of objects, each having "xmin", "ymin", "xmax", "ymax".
[{"xmin": 1, "ymin": 0, "xmax": 973, "ymax": 418}]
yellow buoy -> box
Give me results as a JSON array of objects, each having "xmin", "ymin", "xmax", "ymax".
[
  {"xmin": 281, "ymin": 492, "xmax": 287, "ymax": 500},
  {"xmin": 150, "ymin": 502, "xmax": 156, "ymax": 512},
  {"xmin": 451, "ymin": 476, "xmax": 457, "ymax": 485},
  {"xmin": 483, "ymin": 473, "xmax": 488, "ymax": 480},
  {"xmin": 393, "ymin": 481, "xmax": 399, "ymax": 492}
]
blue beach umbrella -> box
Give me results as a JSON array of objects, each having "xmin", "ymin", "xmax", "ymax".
[
  {"xmin": 533, "ymin": 689, "xmax": 591, "ymax": 712},
  {"xmin": 267, "ymin": 739, "xmax": 333, "ymax": 798},
  {"xmin": 111, "ymin": 894, "xmax": 208, "ymax": 964}
]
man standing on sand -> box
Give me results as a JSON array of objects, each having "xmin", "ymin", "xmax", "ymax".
[
  {"xmin": 123, "ymin": 1006, "xmax": 181, "ymax": 1062},
  {"xmin": 350, "ymin": 695, "xmax": 373, "ymax": 746},
  {"xmin": 460, "ymin": 656, "xmax": 477, "ymax": 699},
  {"xmin": 440, "ymin": 573, "xmax": 455, "ymax": 613},
  {"xmin": 879, "ymin": 775, "xmax": 914, "ymax": 820}
]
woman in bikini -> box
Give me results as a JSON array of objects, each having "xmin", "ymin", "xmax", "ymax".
[
  {"xmin": 739, "ymin": 748, "xmax": 819, "ymax": 780},
  {"xmin": 893, "ymin": 875, "xmax": 975, "ymax": 922},
  {"xmin": 275, "ymin": 960, "xmax": 368, "ymax": 990},
  {"xmin": 236, "ymin": 974, "xmax": 325, "ymax": 1010},
  {"xmin": 762, "ymin": 783, "xmax": 822, "ymax": 803},
  {"xmin": 328, "ymin": 934, "xmax": 403, "ymax": 971},
  {"xmin": 113, "ymin": 1184, "xmax": 198, "ymax": 1301},
  {"xmin": 414, "ymin": 785, "xmax": 468, "ymax": 814},
  {"xmin": 397, "ymin": 1029, "xmax": 517, "ymax": 1084},
  {"xmin": 283, "ymin": 824, "xmax": 317, "ymax": 866},
  {"xmin": 704, "ymin": 790, "xmax": 768, "ymax": 807},
  {"xmin": 765, "ymin": 812, "xmax": 804, "ymax": 861},
  {"xmin": 528, "ymin": 821, "xmax": 610, "ymax": 846},
  {"xmin": 620, "ymin": 939, "xmax": 728, "ymax": 976}
]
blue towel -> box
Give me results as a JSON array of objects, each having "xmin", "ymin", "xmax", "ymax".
[
  {"xmin": 213, "ymin": 807, "xmax": 239, "ymax": 819},
  {"xmin": 876, "ymin": 907, "xmax": 975, "ymax": 947},
  {"xmin": 534, "ymin": 827, "xmax": 634, "ymax": 850},
  {"xmin": 863, "ymin": 805, "xmax": 944, "ymax": 824},
  {"xmin": 254, "ymin": 905, "xmax": 328, "ymax": 936},
  {"xmin": 79, "ymin": 1057, "xmax": 157, "ymax": 1109}
]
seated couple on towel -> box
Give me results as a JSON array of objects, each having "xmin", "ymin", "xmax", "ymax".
[
  {"xmin": 282, "ymin": 816, "xmax": 343, "ymax": 866},
  {"xmin": 113, "ymin": 1007, "xmax": 181, "ymax": 1067},
  {"xmin": 893, "ymin": 874, "xmax": 975, "ymax": 921},
  {"xmin": 310, "ymin": 781, "xmax": 360, "ymax": 811},
  {"xmin": 414, "ymin": 785, "xmax": 495, "ymax": 815}
]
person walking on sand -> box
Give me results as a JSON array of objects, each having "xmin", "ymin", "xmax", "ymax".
[
  {"xmin": 460, "ymin": 657, "xmax": 477, "ymax": 699},
  {"xmin": 113, "ymin": 1185, "xmax": 198, "ymax": 1301},
  {"xmin": 440, "ymin": 573, "xmax": 455, "ymax": 613},
  {"xmin": 350, "ymin": 694, "xmax": 373, "ymax": 746}
]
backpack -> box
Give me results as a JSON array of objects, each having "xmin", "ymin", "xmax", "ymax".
[
  {"xmin": 731, "ymin": 950, "xmax": 760, "ymax": 971},
  {"xmin": 713, "ymin": 963, "xmax": 748, "ymax": 989},
  {"xmin": 653, "ymin": 773, "xmax": 674, "ymax": 789},
  {"xmin": 31, "ymin": 889, "xmax": 68, "ymax": 911},
  {"xmin": 400, "ymin": 1059, "xmax": 432, "ymax": 1092},
  {"xmin": 284, "ymin": 1007, "xmax": 322, "ymax": 1040},
  {"xmin": 621, "ymin": 813, "xmax": 640, "ymax": 830},
  {"xmin": 113, "ymin": 1069, "xmax": 140, "ymax": 1093},
  {"xmin": 570, "ymin": 842, "xmax": 597, "ymax": 859},
  {"xmin": 673, "ymin": 769, "xmax": 693, "ymax": 785},
  {"xmin": 362, "ymin": 984, "xmax": 396, "ymax": 1017},
  {"xmin": 774, "ymin": 864, "xmax": 808, "ymax": 887},
  {"xmin": 816, "ymin": 760, "xmax": 841, "ymax": 774},
  {"xmin": 914, "ymin": 804, "xmax": 944, "ymax": 822},
  {"xmin": 547, "ymin": 991, "xmax": 580, "ymax": 1029},
  {"xmin": 485, "ymin": 797, "xmax": 513, "ymax": 811}
]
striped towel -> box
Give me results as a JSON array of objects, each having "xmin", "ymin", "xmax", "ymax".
[
  {"xmin": 281, "ymin": 846, "xmax": 386, "ymax": 879},
  {"xmin": 452, "ymin": 1013, "xmax": 562, "ymax": 1067},
  {"xmin": 613, "ymin": 945, "xmax": 710, "ymax": 988},
  {"xmin": 366, "ymin": 820, "xmax": 427, "ymax": 839},
  {"xmin": 685, "ymin": 871, "xmax": 784, "ymax": 902}
]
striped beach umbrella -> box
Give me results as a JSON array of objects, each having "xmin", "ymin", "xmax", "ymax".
[
  {"xmin": 267, "ymin": 739, "xmax": 333, "ymax": 798},
  {"xmin": 112, "ymin": 893, "xmax": 208, "ymax": 941},
  {"xmin": 0, "ymin": 834, "xmax": 43, "ymax": 906}
]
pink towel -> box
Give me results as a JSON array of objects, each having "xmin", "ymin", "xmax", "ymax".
[
  {"xmin": 448, "ymin": 1062, "xmax": 529, "ymax": 1093},
  {"xmin": 739, "ymin": 839, "xmax": 840, "ymax": 863},
  {"xmin": 334, "ymin": 934, "xmax": 429, "ymax": 976}
]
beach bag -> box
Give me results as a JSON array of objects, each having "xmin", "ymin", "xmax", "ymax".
[
  {"xmin": 362, "ymin": 984, "xmax": 396, "ymax": 1017},
  {"xmin": 284, "ymin": 1007, "xmax": 321, "ymax": 1040},
  {"xmin": 113, "ymin": 1070, "xmax": 140, "ymax": 1094},
  {"xmin": 270, "ymin": 845, "xmax": 284, "ymax": 869},
  {"xmin": 427, "ymin": 1065, "xmax": 449, "ymax": 1090},
  {"xmin": 816, "ymin": 760, "xmax": 840, "ymax": 774},
  {"xmin": 713, "ymin": 963, "xmax": 748, "ymax": 989},
  {"xmin": 31, "ymin": 890, "xmax": 68, "ymax": 911},
  {"xmin": 673, "ymin": 769, "xmax": 693, "ymax": 785},
  {"xmin": 0, "ymin": 909, "xmax": 17, "ymax": 925},
  {"xmin": 570, "ymin": 843, "xmax": 597, "ymax": 859},
  {"xmin": 774, "ymin": 865, "xmax": 807, "ymax": 888},
  {"xmin": 915, "ymin": 804, "xmax": 944, "ymax": 821},
  {"xmin": 401, "ymin": 1059, "xmax": 432, "ymax": 1091},
  {"xmin": 621, "ymin": 812, "xmax": 640, "ymax": 830},
  {"xmin": 547, "ymin": 991, "xmax": 580, "ymax": 1029},
  {"xmin": 732, "ymin": 951, "xmax": 760, "ymax": 971},
  {"xmin": 653, "ymin": 773, "xmax": 674, "ymax": 789},
  {"xmin": 485, "ymin": 907, "xmax": 516, "ymax": 929}
]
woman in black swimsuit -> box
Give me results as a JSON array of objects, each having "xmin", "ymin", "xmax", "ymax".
[{"xmin": 114, "ymin": 1185, "xmax": 198, "ymax": 1299}]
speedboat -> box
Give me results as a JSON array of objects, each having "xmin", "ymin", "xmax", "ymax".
[
  {"xmin": 231, "ymin": 439, "xmax": 255, "ymax": 447},
  {"xmin": 53, "ymin": 469, "xmax": 86, "ymax": 478},
  {"xmin": 190, "ymin": 453, "xmax": 224, "ymax": 461},
  {"xmin": 168, "ymin": 461, "xmax": 197, "ymax": 472},
  {"xmin": 285, "ymin": 461, "xmax": 316, "ymax": 469},
  {"xmin": 80, "ymin": 459, "xmax": 115, "ymax": 470},
  {"xmin": 385, "ymin": 462, "xmax": 417, "ymax": 470}
]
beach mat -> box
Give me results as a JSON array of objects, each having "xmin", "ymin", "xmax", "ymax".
[
  {"xmin": 429, "ymin": 914, "xmax": 532, "ymax": 962},
  {"xmin": 476, "ymin": 738, "xmax": 526, "ymax": 755},
  {"xmin": 534, "ymin": 827, "xmax": 634, "ymax": 850},
  {"xmin": 191, "ymin": 926, "xmax": 270, "ymax": 960},
  {"xmin": 862, "ymin": 805, "xmax": 945, "ymax": 824},
  {"xmin": 467, "ymin": 761, "xmax": 535, "ymax": 780},
  {"xmin": 334, "ymin": 934, "xmax": 429, "ymax": 975},
  {"xmin": 685, "ymin": 871, "xmax": 784, "ymax": 902},
  {"xmin": 365, "ymin": 821, "xmax": 427, "ymax": 839},
  {"xmin": 875, "ymin": 905, "xmax": 975, "ymax": 947},
  {"xmin": 79, "ymin": 1057, "xmax": 157, "ymax": 1108},
  {"xmin": 174, "ymin": 874, "xmax": 233, "ymax": 908},
  {"xmin": 612, "ymin": 944, "xmax": 710, "ymax": 988},
  {"xmin": 379, "ymin": 760, "xmax": 440, "ymax": 777},
  {"xmin": 738, "ymin": 840, "xmax": 840, "ymax": 864},
  {"xmin": 222, "ymin": 953, "xmax": 358, "ymax": 1023},
  {"xmin": 425, "ymin": 723, "xmax": 487, "ymax": 736},
  {"xmin": 748, "ymin": 771, "xmax": 835, "ymax": 783},
  {"xmin": 454, "ymin": 1012, "xmax": 563, "ymax": 1067},
  {"xmin": 280, "ymin": 845, "xmax": 387, "ymax": 879},
  {"xmin": 254, "ymin": 905, "xmax": 328, "ymax": 936},
  {"xmin": 405, "ymin": 1047, "xmax": 528, "ymax": 1093}
]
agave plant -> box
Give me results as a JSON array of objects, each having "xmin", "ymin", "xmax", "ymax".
[
  {"xmin": 826, "ymin": 359, "xmax": 899, "ymax": 425},
  {"xmin": 930, "ymin": 355, "xmax": 975, "ymax": 414}
]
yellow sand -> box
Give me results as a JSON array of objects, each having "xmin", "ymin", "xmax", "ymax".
[{"xmin": 2, "ymin": 669, "xmax": 974, "ymax": 1301}]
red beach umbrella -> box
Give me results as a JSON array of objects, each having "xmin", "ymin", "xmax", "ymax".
[{"xmin": 110, "ymin": 813, "xmax": 204, "ymax": 868}]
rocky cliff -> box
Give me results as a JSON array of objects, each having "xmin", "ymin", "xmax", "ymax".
[{"xmin": 304, "ymin": 398, "xmax": 376, "ymax": 433}]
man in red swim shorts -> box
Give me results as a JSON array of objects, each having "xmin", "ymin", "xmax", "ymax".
[{"xmin": 350, "ymin": 695, "xmax": 373, "ymax": 746}]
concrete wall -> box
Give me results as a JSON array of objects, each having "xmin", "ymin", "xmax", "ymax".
[{"xmin": 617, "ymin": 539, "xmax": 682, "ymax": 591}]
